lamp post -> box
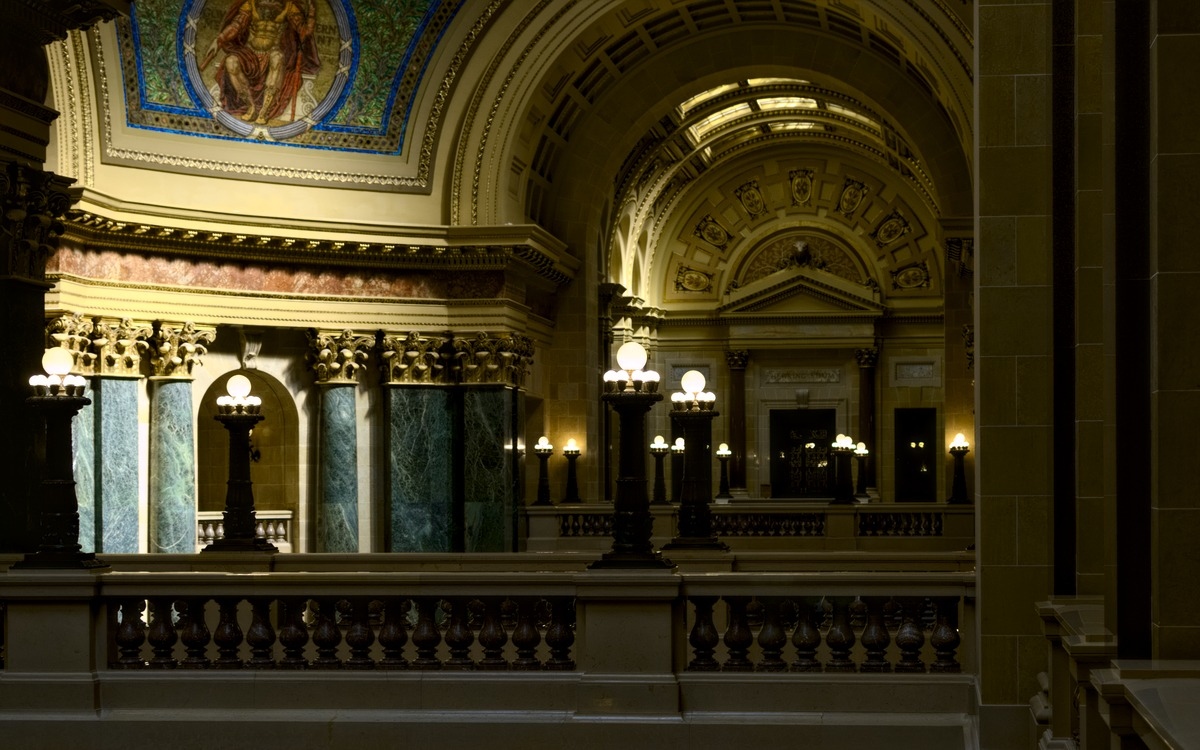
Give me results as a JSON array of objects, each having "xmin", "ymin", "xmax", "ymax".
[
  {"xmin": 204, "ymin": 374, "xmax": 277, "ymax": 553},
  {"xmin": 830, "ymin": 433, "xmax": 856, "ymax": 505},
  {"xmin": 715, "ymin": 442, "xmax": 732, "ymax": 501},
  {"xmin": 562, "ymin": 438, "xmax": 581, "ymax": 503},
  {"xmin": 663, "ymin": 370, "xmax": 727, "ymax": 551},
  {"xmin": 650, "ymin": 435, "xmax": 669, "ymax": 505},
  {"xmin": 948, "ymin": 432, "xmax": 971, "ymax": 504},
  {"xmin": 13, "ymin": 348, "xmax": 107, "ymax": 569},
  {"xmin": 592, "ymin": 341, "xmax": 670, "ymax": 568},
  {"xmin": 533, "ymin": 436, "xmax": 553, "ymax": 506},
  {"xmin": 670, "ymin": 437, "xmax": 685, "ymax": 503},
  {"xmin": 854, "ymin": 441, "xmax": 870, "ymax": 500}
]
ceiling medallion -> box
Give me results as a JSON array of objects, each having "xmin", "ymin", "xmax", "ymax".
[
  {"xmin": 871, "ymin": 209, "xmax": 911, "ymax": 247},
  {"xmin": 789, "ymin": 168, "xmax": 815, "ymax": 206},
  {"xmin": 181, "ymin": 0, "xmax": 354, "ymax": 141},
  {"xmin": 836, "ymin": 178, "xmax": 868, "ymax": 217},
  {"xmin": 891, "ymin": 262, "xmax": 930, "ymax": 290},
  {"xmin": 675, "ymin": 265, "xmax": 713, "ymax": 293},
  {"xmin": 694, "ymin": 215, "xmax": 730, "ymax": 248},
  {"xmin": 735, "ymin": 179, "xmax": 767, "ymax": 218}
]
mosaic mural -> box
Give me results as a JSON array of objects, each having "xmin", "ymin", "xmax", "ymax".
[{"xmin": 119, "ymin": 0, "xmax": 458, "ymax": 151}]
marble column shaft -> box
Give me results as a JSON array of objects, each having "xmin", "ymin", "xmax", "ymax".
[
  {"xmin": 73, "ymin": 397, "xmax": 96, "ymax": 553},
  {"xmin": 462, "ymin": 387, "xmax": 516, "ymax": 552},
  {"xmin": 149, "ymin": 379, "xmax": 196, "ymax": 553},
  {"xmin": 95, "ymin": 377, "xmax": 140, "ymax": 552},
  {"xmin": 386, "ymin": 387, "xmax": 454, "ymax": 552},
  {"xmin": 318, "ymin": 384, "xmax": 360, "ymax": 552}
]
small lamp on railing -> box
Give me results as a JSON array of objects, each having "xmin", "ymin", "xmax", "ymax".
[
  {"xmin": 830, "ymin": 433, "xmax": 856, "ymax": 504},
  {"xmin": 670, "ymin": 436, "xmax": 686, "ymax": 504},
  {"xmin": 204, "ymin": 373, "xmax": 276, "ymax": 552},
  {"xmin": 948, "ymin": 432, "xmax": 971, "ymax": 504},
  {"xmin": 715, "ymin": 442, "xmax": 732, "ymax": 502},
  {"xmin": 533, "ymin": 436, "xmax": 553, "ymax": 506},
  {"xmin": 650, "ymin": 434, "xmax": 670, "ymax": 505},
  {"xmin": 854, "ymin": 441, "xmax": 870, "ymax": 500},
  {"xmin": 14, "ymin": 348, "xmax": 107, "ymax": 569},
  {"xmin": 562, "ymin": 438, "xmax": 582, "ymax": 503},
  {"xmin": 593, "ymin": 341, "xmax": 670, "ymax": 568}
]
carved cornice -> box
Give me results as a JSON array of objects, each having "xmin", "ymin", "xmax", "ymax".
[
  {"xmin": 63, "ymin": 211, "xmax": 577, "ymax": 287},
  {"xmin": 452, "ymin": 331, "xmax": 534, "ymax": 387},
  {"xmin": 306, "ymin": 328, "xmax": 374, "ymax": 385},
  {"xmin": 1, "ymin": 163, "xmax": 79, "ymax": 284},
  {"xmin": 6, "ymin": 0, "xmax": 127, "ymax": 45},
  {"xmin": 378, "ymin": 331, "xmax": 451, "ymax": 385},
  {"xmin": 148, "ymin": 321, "xmax": 214, "ymax": 379}
]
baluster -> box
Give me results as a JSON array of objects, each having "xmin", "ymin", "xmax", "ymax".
[
  {"xmin": 411, "ymin": 597, "xmax": 443, "ymax": 669},
  {"xmin": 180, "ymin": 598, "xmax": 211, "ymax": 669},
  {"xmin": 246, "ymin": 598, "xmax": 276, "ymax": 668},
  {"xmin": 378, "ymin": 598, "xmax": 410, "ymax": 669},
  {"xmin": 929, "ymin": 599, "xmax": 962, "ymax": 673},
  {"xmin": 443, "ymin": 597, "xmax": 476, "ymax": 670},
  {"xmin": 894, "ymin": 598, "xmax": 926, "ymax": 673},
  {"xmin": 511, "ymin": 597, "xmax": 542, "ymax": 671},
  {"xmin": 147, "ymin": 598, "xmax": 178, "ymax": 668},
  {"xmin": 921, "ymin": 597, "xmax": 936, "ymax": 631},
  {"xmin": 849, "ymin": 596, "xmax": 867, "ymax": 630},
  {"xmin": 476, "ymin": 597, "xmax": 508, "ymax": 670},
  {"xmin": 859, "ymin": 596, "xmax": 892, "ymax": 672},
  {"xmin": 883, "ymin": 597, "xmax": 902, "ymax": 632},
  {"xmin": 687, "ymin": 596, "xmax": 720, "ymax": 671},
  {"xmin": 722, "ymin": 596, "xmax": 754, "ymax": 671},
  {"xmin": 345, "ymin": 597, "xmax": 376, "ymax": 669},
  {"xmin": 213, "ymin": 597, "xmax": 244, "ymax": 668},
  {"xmin": 544, "ymin": 597, "xmax": 575, "ymax": 671},
  {"xmin": 933, "ymin": 513, "xmax": 943, "ymax": 535},
  {"xmin": 311, "ymin": 598, "xmax": 342, "ymax": 669},
  {"xmin": 755, "ymin": 597, "xmax": 787, "ymax": 672},
  {"xmin": 278, "ymin": 598, "xmax": 310, "ymax": 669},
  {"xmin": 824, "ymin": 596, "xmax": 857, "ymax": 673},
  {"xmin": 790, "ymin": 597, "xmax": 822, "ymax": 672},
  {"xmin": 114, "ymin": 599, "xmax": 147, "ymax": 669}
]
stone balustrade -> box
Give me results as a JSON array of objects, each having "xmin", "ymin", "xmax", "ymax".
[{"xmin": 196, "ymin": 510, "xmax": 293, "ymax": 553}]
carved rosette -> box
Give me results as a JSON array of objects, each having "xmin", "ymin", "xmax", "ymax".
[
  {"xmin": 854, "ymin": 347, "xmax": 879, "ymax": 369},
  {"xmin": 306, "ymin": 329, "xmax": 374, "ymax": 384},
  {"xmin": 725, "ymin": 350, "xmax": 750, "ymax": 370},
  {"xmin": 378, "ymin": 331, "xmax": 450, "ymax": 384},
  {"xmin": 453, "ymin": 332, "xmax": 534, "ymax": 387},
  {"xmin": 148, "ymin": 321, "xmax": 215, "ymax": 379},
  {"xmin": 45, "ymin": 313, "xmax": 95, "ymax": 373},
  {"xmin": 92, "ymin": 318, "xmax": 152, "ymax": 376},
  {"xmin": 0, "ymin": 164, "xmax": 78, "ymax": 284}
]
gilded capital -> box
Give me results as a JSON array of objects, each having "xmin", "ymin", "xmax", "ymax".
[
  {"xmin": 307, "ymin": 328, "xmax": 374, "ymax": 384},
  {"xmin": 0, "ymin": 163, "xmax": 78, "ymax": 285},
  {"xmin": 725, "ymin": 350, "xmax": 750, "ymax": 370},
  {"xmin": 452, "ymin": 331, "xmax": 534, "ymax": 387},
  {"xmin": 854, "ymin": 347, "xmax": 879, "ymax": 368},
  {"xmin": 92, "ymin": 317, "xmax": 152, "ymax": 376},
  {"xmin": 379, "ymin": 331, "xmax": 449, "ymax": 384},
  {"xmin": 45, "ymin": 313, "xmax": 94, "ymax": 373},
  {"xmin": 148, "ymin": 321, "xmax": 215, "ymax": 378}
]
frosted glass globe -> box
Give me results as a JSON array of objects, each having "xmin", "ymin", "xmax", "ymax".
[
  {"xmin": 680, "ymin": 369, "xmax": 706, "ymax": 395},
  {"xmin": 41, "ymin": 347, "xmax": 73, "ymax": 376},
  {"xmin": 226, "ymin": 374, "xmax": 252, "ymax": 399},
  {"xmin": 615, "ymin": 341, "xmax": 647, "ymax": 371}
]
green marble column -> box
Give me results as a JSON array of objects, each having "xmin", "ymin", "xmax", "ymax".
[
  {"xmin": 73, "ymin": 396, "xmax": 96, "ymax": 553},
  {"xmin": 317, "ymin": 384, "xmax": 359, "ymax": 552},
  {"xmin": 95, "ymin": 377, "xmax": 140, "ymax": 552},
  {"xmin": 385, "ymin": 386, "xmax": 454, "ymax": 551},
  {"xmin": 149, "ymin": 378, "xmax": 196, "ymax": 553}
]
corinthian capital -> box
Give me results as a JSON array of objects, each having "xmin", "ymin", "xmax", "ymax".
[
  {"xmin": 148, "ymin": 321, "xmax": 215, "ymax": 378},
  {"xmin": 0, "ymin": 163, "xmax": 78, "ymax": 284},
  {"xmin": 854, "ymin": 347, "xmax": 880, "ymax": 368},
  {"xmin": 307, "ymin": 328, "xmax": 374, "ymax": 384},
  {"xmin": 452, "ymin": 331, "xmax": 534, "ymax": 387},
  {"xmin": 379, "ymin": 331, "xmax": 450, "ymax": 384},
  {"xmin": 45, "ymin": 313, "xmax": 94, "ymax": 373},
  {"xmin": 725, "ymin": 350, "xmax": 750, "ymax": 370},
  {"xmin": 92, "ymin": 317, "xmax": 152, "ymax": 376}
]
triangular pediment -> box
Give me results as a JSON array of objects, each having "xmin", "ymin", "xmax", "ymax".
[{"xmin": 718, "ymin": 265, "xmax": 883, "ymax": 316}]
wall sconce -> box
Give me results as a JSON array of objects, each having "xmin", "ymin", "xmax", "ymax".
[
  {"xmin": 650, "ymin": 435, "xmax": 669, "ymax": 505},
  {"xmin": 948, "ymin": 432, "xmax": 971, "ymax": 504},
  {"xmin": 562, "ymin": 438, "xmax": 581, "ymax": 503},
  {"xmin": 715, "ymin": 442, "xmax": 732, "ymax": 501},
  {"xmin": 533, "ymin": 435, "xmax": 553, "ymax": 506}
]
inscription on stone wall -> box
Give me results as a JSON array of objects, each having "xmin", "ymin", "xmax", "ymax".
[
  {"xmin": 762, "ymin": 368, "xmax": 841, "ymax": 384},
  {"xmin": 895, "ymin": 362, "xmax": 935, "ymax": 380}
]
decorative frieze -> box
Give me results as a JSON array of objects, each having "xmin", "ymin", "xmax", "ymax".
[
  {"xmin": 148, "ymin": 321, "xmax": 214, "ymax": 379},
  {"xmin": 379, "ymin": 331, "xmax": 450, "ymax": 384},
  {"xmin": 92, "ymin": 318, "xmax": 152, "ymax": 376},
  {"xmin": 762, "ymin": 367, "xmax": 841, "ymax": 385},
  {"xmin": 306, "ymin": 329, "xmax": 374, "ymax": 384},
  {"xmin": 453, "ymin": 331, "xmax": 534, "ymax": 387}
]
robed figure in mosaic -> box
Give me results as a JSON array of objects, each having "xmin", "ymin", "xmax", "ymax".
[{"xmin": 200, "ymin": 0, "xmax": 321, "ymax": 126}]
